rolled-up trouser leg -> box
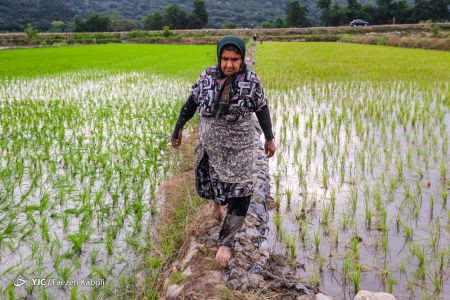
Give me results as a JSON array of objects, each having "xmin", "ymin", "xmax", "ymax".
[{"xmin": 218, "ymin": 195, "xmax": 251, "ymax": 247}]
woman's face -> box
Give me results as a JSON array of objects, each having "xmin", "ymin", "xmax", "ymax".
[{"xmin": 220, "ymin": 50, "xmax": 242, "ymax": 77}]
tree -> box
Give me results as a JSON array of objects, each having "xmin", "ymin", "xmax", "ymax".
[
  {"xmin": 285, "ymin": 0, "xmax": 310, "ymax": 27},
  {"xmin": 375, "ymin": 0, "xmax": 394, "ymax": 24},
  {"xmin": 346, "ymin": 0, "xmax": 362, "ymax": 22},
  {"xmin": 51, "ymin": 20, "xmax": 65, "ymax": 32},
  {"xmin": 260, "ymin": 21, "xmax": 273, "ymax": 28},
  {"xmin": 260, "ymin": 18, "xmax": 286, "ymax": 28},
  {"xmin": 164, "ymin": 4, "xmax": 188, "ymax": 29},
  {"xmin": 73, "ymin": 15, "xmax": 86, "ymax": 32},
  {"xmin": 190, "ymin": 0, "xmax": 208, "ymax": 29},
  {"xmin": 412, "ymin": 0, "xmax": 449, "ymax": 22},
  {"xmin": 317, "ymin": 0, "xmax": 332, "ymax": 26},
  {"xmin": 110, "ymin": 13, "xmax": 136, "ymax": 32},
  {"xmin": 360, "ymin": 3, "xmax": 376, "ymax": 24},
  {"xmin": 25, "ymin": 23, "xmax": 38, "ymax": 41},
  {"xmin": 223, "ymin": 21, "xmax": 237, "ymax": 29},
  {"xmin": 430, "ymin": 0, "xmax": 449, "ymax": 22},
  {"xmin": 273, "ymin": 18, "xmax": 286, "ymax": 28},
  {"xmin": 84, "ymin": 14, "xmax": 111, "ymax": 32},
  {"xmin": 412, "ymin": 0, "xmax": 433, "ymax": 22},
  {"xmin": 317, "ymin": 0, "xmax": 332, "ymax": 10},
  {"xmin": 113, "ymin": 19, "xmax": 137, "ymax": 32},
  {"xmin": 392, "ymin": 0, "xmax": 413, "ymax": 24},
  {"xmin": 143, "ymin": 12, "xmax": 164, "ymax": 30},
  {"xmin": 328, "ymin": 2, "xmax": 346, "ymax": 26}
]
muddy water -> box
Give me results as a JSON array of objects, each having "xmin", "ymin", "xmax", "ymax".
[
  {"xmin": 263, "ymin": 84, "xmax": 449, "ymax": 299},
  {"xmin": 0, "ymin": 72, "xmax": 190, "ymax": 298},
  {"xmin": 1, "ymin": 167, "xmax": 158, "ymax": 299}
]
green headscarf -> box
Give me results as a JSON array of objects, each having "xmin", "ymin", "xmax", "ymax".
[
  {"xmin": 217, "ymin": 35, "xmax": 246, "ymax": 63},
  {"xmin": 214, "ymin": 36, "xmax": 247, "ymax": 118},
  {"xmin": 215, "ymin": 35, "xmax": 246, "ymax": 78}
]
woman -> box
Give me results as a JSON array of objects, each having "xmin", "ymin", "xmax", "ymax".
[{"xmin": 171, "ymin": 36, "xmax": 275, "ymax": 265}]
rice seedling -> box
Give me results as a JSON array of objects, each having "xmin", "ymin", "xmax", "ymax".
[
  {"xmin": 314, "ymin": 230, "xmax": 321, "ymax": 255},
  {"xmin": 285, "ymin": 188, "xmax": 293, "ymax": 206},
  {"xmin": 432, "ymin": 273, "xmax": 442, "ymax": 294},
  {"xmin": 40, "ymin": 217, "xmax": 50, "ymax": 243},
  {"xmin": 402, "ymin": 223, "xmax": 414, "ymax": 242},
  {"xmin": 429, "ymin": 195, "xmax": 435, "ymax": 220},
  {"xmin": 438, "ymin": 247, "xmax": 446, "ymax": 275},
  {"xmin": 298, "ymin": 218, "xmax": 309, "ymax": 244},
  {"xmin": 334, "ymin": 230, "xmax": 339, "ymax": 248},
  {"xmin": 68, "ymin": 231, "xmax": 90, "ymax": 255},
  {"xmin": 412, "ymin": 243, "xmax": 426, "ymax": 280},
  {"xmin": 387, "ymin": 274, "xmax": 396, "ymax": 294},
  {"xmin": 321, "ymin": 204, "xmax": 331, "ymax": 230},
  {"xmin": 349, "ymin": 264, "xmax": 362, "ymax": 294},
  {"xmin": 286, "ymin": 233, "xmax": 297, "ymax": 264},
  {"xmin": 341, "ymin": 251, "xmax": 352, "ymax": 282},
  {"xmin": 382, "ymin": 232, "xmax": 389, "ymax": 258},
  {"xmin": 330, "ymin": 188, "xmax": 336, "ymax": 212},
  {"xmin": 342, "ymin": 214, "xmax": 349, "ymax": 231},
  {"xmin": 88, "ymin": 246, "xmax": 100, "ymax": 266},
  {"xmin": 399, "ymin": 260, "xmax": 405, "ymax": 274},
  {"xmin": 274, "ymin": 211, "xmax": 282, "ymax": 233}
]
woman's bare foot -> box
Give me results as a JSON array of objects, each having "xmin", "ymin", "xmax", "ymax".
[
  {"xmin": 212, "ymin": 202, "xmax": 225, "ymax": 222},
  {"xmin": 215, "ymin": 245, "xmax": 231, "ymax": 265}
]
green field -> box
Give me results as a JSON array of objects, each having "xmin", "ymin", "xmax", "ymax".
[
  {"xmin": 0, "ymin": 44, "xmax": 215, "ymax": 79},
  {"xmin": 0, "ymin": 44, "xmax": 213, "ymax": 299},
  {"xmin": 1, "ymin": 42, "xmax": 449, "ymax": 299},
  {"xmin": 256, "ymin": 42, "xmax": 450, "ymax": 84},
  {"xmin": 256, "ymin": 42, "xmax": 449, "ymax": 299}
]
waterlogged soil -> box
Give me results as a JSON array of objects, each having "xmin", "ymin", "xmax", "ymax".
[
  {"xmin": 0, "ymin": 72, "xmax": 190, "ymax": 299},
  {"xmin": 265, "ymin": 86, "xmax": 450, "ymax": 299}
]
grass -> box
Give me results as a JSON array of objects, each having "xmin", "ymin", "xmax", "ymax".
[
  {"xmin": 0, "ymin": 44, "xmax": 215, "ymax": 80},
  {"xmin": 256, "ymin": 42, "xmax": 450, "ymax": 85}
]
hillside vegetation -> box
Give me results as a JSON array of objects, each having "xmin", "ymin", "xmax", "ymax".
[{"xmin": 0, "ymin": 0, "xmax": 375, "ymax": 31}]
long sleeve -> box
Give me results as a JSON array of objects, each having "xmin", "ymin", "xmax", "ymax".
[
  {"xmin": 255, "ymin": 105, "xmax": 274, "ymax": 140},
  {"xmin": 172, "ymin": 94, "xmax": 198, "ymax": 138}
]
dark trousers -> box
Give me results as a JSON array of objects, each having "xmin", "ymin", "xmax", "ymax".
[{"xmin": 218, "ymin": 195, "xmax": 251, "ymax": 247}]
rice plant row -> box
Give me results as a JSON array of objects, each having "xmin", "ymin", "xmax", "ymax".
[
  {"xmin": 257, "ymin": 42, "xmax": 450, "ymax": 299},
  {"xmin": 0, "ymin": 71, "xmax": 191, "ymax": 299}
]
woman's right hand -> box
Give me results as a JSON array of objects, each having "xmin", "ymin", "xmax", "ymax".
[{"xmin": 171, "ymin": 128, "xmax": 183, "ymax": 148}]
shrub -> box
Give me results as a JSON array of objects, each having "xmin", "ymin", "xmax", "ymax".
[
  {"xmin": 25, "ymin": 24, "xmax": 38, "ymax": 40},
  {"xmin": 387, "ymin": 36, "xmax": 401, "ymax": 47},
  {"xmin": 44, "ymin": 35, "xmax": 65, "ymax": 45},
  {"xmin": 162, "ymin": 26, "xmax": 172, "ymax": 37},
  {"xmin": 430, "ymin": 24, "xmax": 441, "ymax": 36},
  {"xmin": 375, "ymin": 36, "xmax": 389, "ymax": 46},
  {"xmin": 127, "ymin": 30, "xmax": 152, "ymax": 38}
]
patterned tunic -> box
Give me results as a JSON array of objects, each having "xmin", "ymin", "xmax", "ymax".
[
  {"xmin": 191, "ymin": 65, "xmax": 267, "ymax": 120},
  {"xmin": 191, "ymin": 65, "xmax": 267, "ymax": 205}
]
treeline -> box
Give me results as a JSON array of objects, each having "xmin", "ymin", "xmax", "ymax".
[
  {"xmin": 262, "ymin": 0, "xmax": 449, "ymax": 28},
  {"xmin": 71, "ymin": 0, "xmax": 207, "ymax": 32},
  {"xmin": 142, "ymin": 0, "xmax": 208, "ymax": 30},
  {"xmin": 0, "ymin": 0, "xmax": 208, "ymax": 33},
  {"xmin": 1, "ymin": 0, "xmax": 448, "ymax": 33}
]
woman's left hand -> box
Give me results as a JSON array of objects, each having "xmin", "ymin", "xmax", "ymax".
[{"xmin": 264, "ymin": 139, "xmax": 276, "ymax": 158}]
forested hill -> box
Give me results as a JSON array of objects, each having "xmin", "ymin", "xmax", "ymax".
[
  {"xmin": 0, "ymin": 0, "xmax": 428, "ymax": 32},
  {"xmin": 1, "ymin": 0, "xmax": 329, "ymax": 32}
]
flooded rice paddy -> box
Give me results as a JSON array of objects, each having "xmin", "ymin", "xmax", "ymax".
[
  {"xmin": 1, "ymin": 42, "xmax": 449, "ymax": 300},
  {"xmin": 265, "ymin": 81, "xmax": 449, "ymax": 299},
  {"xmin": 0, "ymin": 71, "xmax": 190, "ymax": 298}
]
